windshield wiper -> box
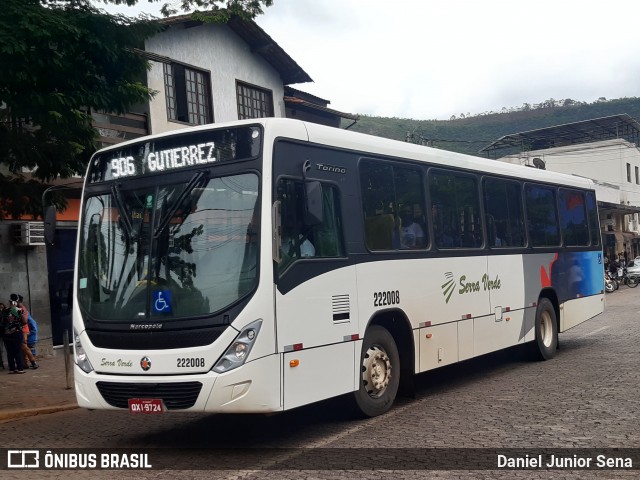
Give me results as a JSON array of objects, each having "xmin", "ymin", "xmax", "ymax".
[
  {"xmin": 111, "ymin": 182, "xmax": 136, "ymax": 241},
  {"xmin": 153, "ymin": 170, "xmax": 208, "ymax": 238}
]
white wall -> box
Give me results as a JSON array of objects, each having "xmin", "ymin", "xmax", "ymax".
[
  {"xmin": 145, "ymin": 22, "xmax": 286, "ymax": 134},
  {"xmin": 594, "ymin": 181, "xmax": 621, "ymax": 205}
]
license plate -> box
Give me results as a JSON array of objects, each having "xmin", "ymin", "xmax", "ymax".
[{"xmin": 128, "ymin": 398, "xmax": 165, "ymax": 414}]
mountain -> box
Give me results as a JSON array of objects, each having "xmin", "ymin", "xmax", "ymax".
[{"xmin": 347, "ymin": 97, "xmax": 640, "ymax": 157}]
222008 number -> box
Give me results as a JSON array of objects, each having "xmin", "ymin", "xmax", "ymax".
[
  {"xmin": 177, "ymin": 358, "xmax": 205, "ymax": 368},
  {"xmin": 374, "ymin": 290, "xmax": 400, "ymax": 307}
]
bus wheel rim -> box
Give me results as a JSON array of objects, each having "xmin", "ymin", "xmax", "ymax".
[
  {"xmin": 362, "ymin": 345, "xmax": 391, "ymax": 398},
  {"xmin": 540, "ymin": 310, "xmax": 553, "ymax": 347}
]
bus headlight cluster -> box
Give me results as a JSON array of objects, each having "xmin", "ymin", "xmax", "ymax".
[
  {"xmin": 74, "ymin": 328, "xmax": 94, "ymax": 374},
  {"xmin": 213, "ymin": 319, "xmax": 262, "ymax": 373}
]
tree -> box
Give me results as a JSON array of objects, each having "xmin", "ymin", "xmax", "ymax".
[
  {"xmin": 155, "ymin": 0, "xmax": 273, "ymax": 20},
  {"xmin": 0, "ymin": 0, "xmax": 272, "ymax": 219}
]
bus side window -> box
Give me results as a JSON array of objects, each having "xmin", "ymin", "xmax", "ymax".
[
  {"xmin": 525, "ymin": 184, "xmax": 560, "ymax": 247},
  {"xmin": 586, "ymin": 192, "xmax": 600, "ymax": 246},
  {"xmin": 360, "ymin": 160, "xmax": 427, "ymax": 251},
  {"xmin": 312, "ymin": 185, "xmax": 344, "ymax": 257},
  {"xmin": 559, "ymin": 189, "xmax": 589, "ymax": 247},
  {"xmin": 483, "ymin": 177, "xmax": 526, "ymax": 248},
  {"xmin": 277, "ymin": 178, "xmax": 344, "ymax": 271},
  {"xmin": 429, "ymin": 170, "xmax": 481, "ymax": 249}
]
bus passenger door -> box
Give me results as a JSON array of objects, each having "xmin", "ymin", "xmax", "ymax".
[
  {"xmin": 274, "ymin": 178, "xmax": 357, "ymax": 410},
  {"xmin": 275, "ymin": 266, "xmax": 358, "ymax": 410}
]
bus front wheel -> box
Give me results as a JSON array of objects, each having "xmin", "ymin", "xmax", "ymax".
[
  {"xmin": 353, "ymin": 325, "xmax": 400, "ymax": 417},
  {"xmin": 531, "ymin": 298, "xmax": 558, "ymax": 361}
]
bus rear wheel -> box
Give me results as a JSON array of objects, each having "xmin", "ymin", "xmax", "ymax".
[
  {"xmin": 531, "ymin": 298, "xmax": 558, "ymax": 361},
  {"xmin": 353, "ymin": 325, "xmax": 400, "ymax": 417}
]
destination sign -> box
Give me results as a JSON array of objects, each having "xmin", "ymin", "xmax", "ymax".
[
  {"xmin": 88, "ymin": 126, "xmax": 261, "ymax": 184},
  {"xmin": 110, "ymin": 142, "xmax": 216, "ymax": 179}
]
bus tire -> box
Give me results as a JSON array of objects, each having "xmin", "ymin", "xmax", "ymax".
[
  {"xmin": 353, "ymin": 325, "xmax": 400, "ymax": 417},
  {"xmin": 531, "ymin": 298, "xmax": 558, "ymax": 361}
]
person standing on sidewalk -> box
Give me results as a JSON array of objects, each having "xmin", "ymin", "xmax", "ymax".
[
  {"xmin": 15, "ymin": 294, "xmax": 38, "ymax": 369},
  {"xmin": 2, "ymin": 298, "xmax": 26, "ymax": 374},
  {"xmin": 26, "ymin": 311, "xmax": 38, "ymax": 354},
  {"xmin": 24, "ymin": 310, "xmax": 39, "ymax": 368}
]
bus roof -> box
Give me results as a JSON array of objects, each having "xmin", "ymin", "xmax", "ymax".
[
  {"xmin": 297, "ymin": 119, "xmax": 594, "ymax": 190},
  {"xmin": 95, "ymin": 117, "xmax": 594, "ymax": 191}
]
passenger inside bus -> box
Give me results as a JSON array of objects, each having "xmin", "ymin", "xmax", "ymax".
[
  {"xmin": 364, "ymin": 213, "xmax": 397, "ymax": 250},
  {"xmin": 400, "ymin": 210, "xmax": 425, "ymax": 249}
]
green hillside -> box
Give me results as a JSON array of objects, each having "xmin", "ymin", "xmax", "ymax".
[{"xmin": 346, "ymin": 97, "xmax": 640, "ymax": 157}]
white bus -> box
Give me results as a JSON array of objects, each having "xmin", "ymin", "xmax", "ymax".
[{"xmin": 69, "ymin": 118, "xmax": 604, "ymax": 417}]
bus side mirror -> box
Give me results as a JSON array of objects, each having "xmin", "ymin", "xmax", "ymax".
[
  {"xmin": 304, "ymin": 181, "xmax": 323, "ymax": 226},
  {"xmin": 44, "ymin": 205, "xmax": 57, "ymax": 245}
]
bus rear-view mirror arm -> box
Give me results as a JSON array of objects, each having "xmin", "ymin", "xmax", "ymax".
[
  {"xmin": 304, "ymin": 180, "xmax": 323, "ymax": 226},
  {"xmin": 301, "ymin": 159, "xmax": 323, "ymax": 226},
  {"xmin": 272, "ymin": 200, "xmax": 282, "ymax": 264}
]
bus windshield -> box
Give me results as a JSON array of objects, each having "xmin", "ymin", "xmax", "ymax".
[{"xmin": 77, "ymin": 173, "xmax": 260, "ymax": 322}]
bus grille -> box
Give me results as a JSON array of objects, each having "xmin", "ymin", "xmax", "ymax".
[
  {"xmin": 87, "ymin": 326, "xmax": 226, "ymax": 350},
  {"xmin": 96, "ymin": 381, "xmax": 203, "ymax": 410}
]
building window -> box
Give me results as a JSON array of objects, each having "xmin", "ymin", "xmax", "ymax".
[
  {"xmin": 236, "ymin": 81, "xmax": 274, "ymax": 119},
  {"xmin": 635, "ymin": 166, "xmax": 639, "ymax": 185},
  {"xmin": 163, "ymin": 63, "xmax": 212, "ymax": 125},
  {"xmin": 627, "ymin": 163, "xmax": 632, "ymax": 182}
]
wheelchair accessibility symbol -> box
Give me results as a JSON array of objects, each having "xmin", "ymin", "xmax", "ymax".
[{"xmin": 153, "ymin": 290, "xmax": 172, "ymax": 314}]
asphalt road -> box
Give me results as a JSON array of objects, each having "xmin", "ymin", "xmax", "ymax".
[{"xmin": 2, "ymin": 288, "xmax": 639, "ymax": 480}]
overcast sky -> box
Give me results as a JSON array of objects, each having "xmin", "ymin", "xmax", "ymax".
[{"xmin": 102, "ymin": 0, "xmax": 640, "ymax": 120}]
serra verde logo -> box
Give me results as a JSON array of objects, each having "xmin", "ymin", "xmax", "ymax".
[{"xmin": 441, "ymin": 272, "xmax": 502, "ymax": 304}]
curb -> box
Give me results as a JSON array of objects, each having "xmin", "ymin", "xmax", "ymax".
[{"xmin": 0, "ymin": 404, "xmax": 79, "ymax": 423}]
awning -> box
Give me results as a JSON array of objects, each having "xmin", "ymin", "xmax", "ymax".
[
  {"xmin": 623, "ymin": 232, "xmax": 640, "ymax": 244},
  {"xmin": 284, "ymin": 96, "xmax": 359, "ymax": 121},
  {"xmin": 598, "ymin": 201, "xmax": 640, "ymax": 215}
]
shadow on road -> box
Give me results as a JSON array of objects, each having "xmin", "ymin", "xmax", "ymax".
[{"xmin": 124, "ymin": 342, "xmax": 573, "ymax": 448}]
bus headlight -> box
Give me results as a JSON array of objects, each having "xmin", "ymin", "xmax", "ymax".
[
  {"xmin": 213, "ymin": 319, "xmax": 262, "ymax": 373},
  {"xmin": 74, "ymin": 328, "xmax": 94, "ymax": 374}
]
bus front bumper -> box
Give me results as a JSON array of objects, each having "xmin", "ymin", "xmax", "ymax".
[{"xmin": 74, "ymin": 353, "xmax": 282, "ymax": 414}]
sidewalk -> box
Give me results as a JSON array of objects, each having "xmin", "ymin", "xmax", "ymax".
[{"xmin": 0, "ymin": 349, "xmax": 78, "ymax": 422}]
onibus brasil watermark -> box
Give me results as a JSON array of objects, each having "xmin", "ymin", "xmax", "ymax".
[{"xmin": 6, "ymin": 450, "xmax": 151, "ymax": 470}]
